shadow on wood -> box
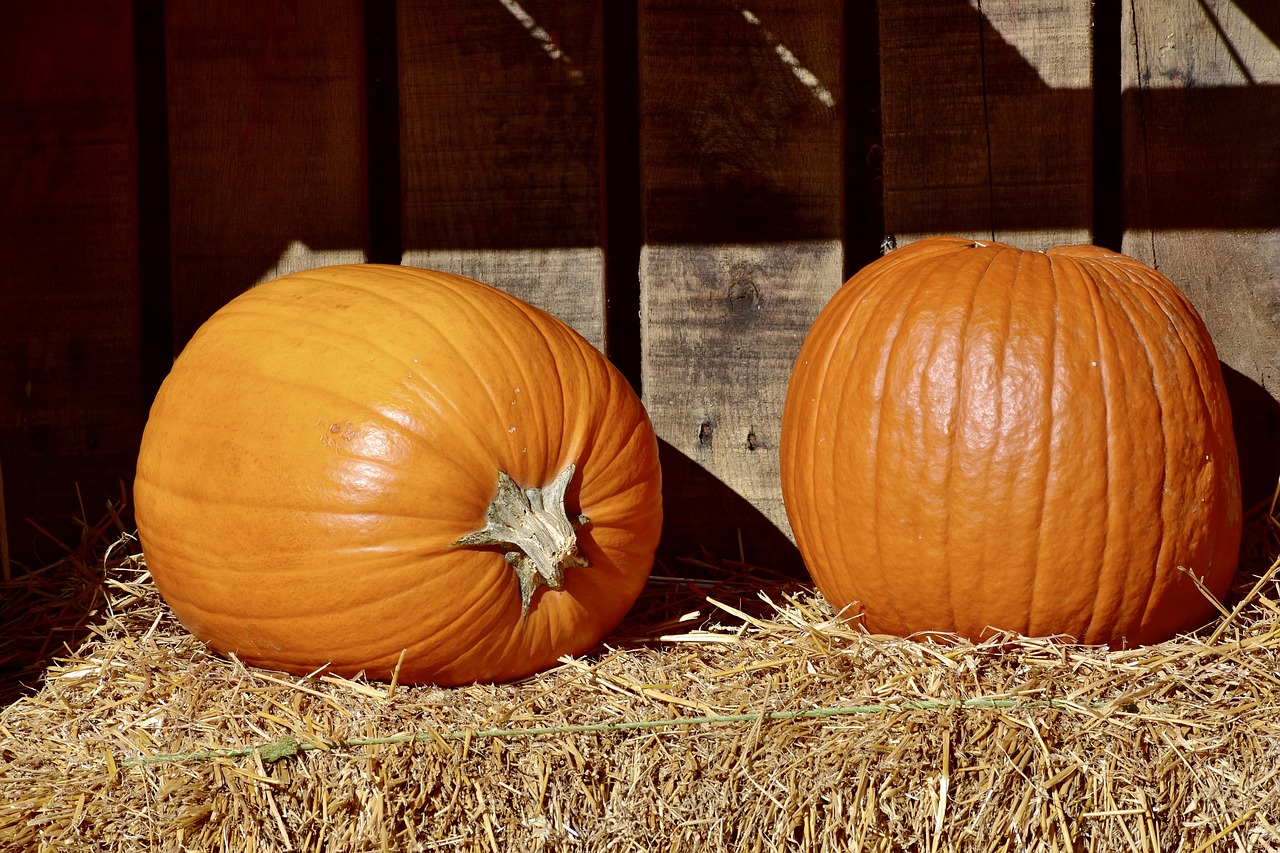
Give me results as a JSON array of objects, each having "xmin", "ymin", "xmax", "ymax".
[
  {"xmin": 1223, "ymin": 363, "xmax": 1280, "ymax": 513},
  {"xmin": 883, "ymin": 0, "xmax": 1280, "ymax": 238},
  {"xmin": 1230, "ymin": 0, "xmax": 1279, "ymax": 49},
  {"xmin": 639, "ymin": 0, "xmax": 842, "ymax": 246},
  {"xmin": 879, "ymin": 0, "xmax": 1093, "ymax": 241},
  {"xmin": 400, "ymin": 1, "xmax": 603, "ymax": 252},
  {"xmin": 1124, "ymin": 87, "xmax": 1280, "ymax": 230},
  {"xmin": 655, "ymin": 438, "xmax": 804, "ymax": 579}
]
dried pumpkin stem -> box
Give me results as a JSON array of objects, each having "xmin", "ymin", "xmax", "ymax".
[{"xmin": 453, "ymin": 462, "xmax": 590, "ymax": 618}]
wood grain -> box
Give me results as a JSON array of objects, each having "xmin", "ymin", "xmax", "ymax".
[
  {"xmin": 639, "ymin": 0, "xmax": 842, "ymax": 569},
  {"xmin": 398, "ymin": 0, "xmax": 606, "ymax": 348},
  {"xmin": 879, "ymin": 0, "xmax": 1093, "ymax": 249},
  {"xmin": 1121, "ymin": 0, "xmax": 1280, "ymax": 507},
  {"xmin": 0, "ymin": 4, "xmax": 141, "ymax": 560},
  {"xmin": 641, "ymin": 243, "xmax": 841, "ymax": 567},
  {"xmin": 166, "ymin": 0, "xmax": 368, "ymax": 351}
]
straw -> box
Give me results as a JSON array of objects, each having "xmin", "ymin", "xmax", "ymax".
[{"xmin": 1, "ymin": 485, "xmax": 1277, "ymax": 852}]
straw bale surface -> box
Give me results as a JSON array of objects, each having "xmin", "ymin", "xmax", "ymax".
[{"xmin": 2, "ymin": 496, "xmax": 1279, "ymax": 852}]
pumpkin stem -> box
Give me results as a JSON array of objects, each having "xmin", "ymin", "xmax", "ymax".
[{"xmin": 452, "ymin": 463, "xmax": 590, "ymax": 618}]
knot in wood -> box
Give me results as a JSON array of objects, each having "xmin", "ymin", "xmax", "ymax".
[
  {"xmin": 726, "ymin": 279, "xmax": 761, "ymax": 313},
  {"xmin": 698, "ymin": 420, "xmax": 714, "ymax": 446}
]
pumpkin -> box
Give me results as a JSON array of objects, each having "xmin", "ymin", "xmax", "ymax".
[
  {"xmin": 780, "ymin": 237, "xmax": 1241, "ymax": 647},
  {"xmin": 134, "ymin": 264, "xmax": 662, "ymax": 685}
]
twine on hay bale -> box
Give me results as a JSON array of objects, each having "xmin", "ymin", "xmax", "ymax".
[{"xmin": 1, "ymin": 486, "xmax": 1278, "ymax": 852}]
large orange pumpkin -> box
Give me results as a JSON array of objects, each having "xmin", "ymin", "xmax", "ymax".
[
  {"xmin": 135, "ymin": 264, "xmax": 662, "ymax": 685},
  {"xmin": 780, "ymin": 237, "xmax": 1241, "ymax": 647}
]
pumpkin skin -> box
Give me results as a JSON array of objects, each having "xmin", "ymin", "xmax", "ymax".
[
  {"xmin": 780, "ymin": 237, "xmax": 1241, "ymax": 647},
  {"xmin": 134, "ymin": 264, "xmax": 662, "ymax": 685}
]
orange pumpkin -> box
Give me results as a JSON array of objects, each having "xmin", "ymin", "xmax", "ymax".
[
  {"xmin": 780, "ymin": 237, "xmax": 1241, "ymax": 647},
  {"xmin": 135, "ymin": 264, "xmax": 662, "ymax": 685}
]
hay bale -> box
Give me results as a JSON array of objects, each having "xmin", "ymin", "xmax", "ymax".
[{"xmin": 2, "ymin": 494, "xmax": 1279, "ymax": 852}]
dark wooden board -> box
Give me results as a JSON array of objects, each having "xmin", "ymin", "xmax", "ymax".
[
  {"xmin": 398, "ymin": 0, "xmax": 606, "ymax": 347},
  {"xmin": 0, "ymin": 4, "xmax": 141, "ymax": 562},
  {"xmin": 638, "ymin": 0, "xmax": 843, "ymax": 570},
  {"xmin": 879, "ymin": 0, "xmax": 1093, "ymax": 249},
  {"xmin": 165, "ymin": 0, "xmax": 368, "ymax": 352}
]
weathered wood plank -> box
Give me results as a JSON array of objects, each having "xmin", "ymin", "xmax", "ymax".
[
  {"xmin": 0, "ymin": 4, "xmax": 141, "ymax": 561},
  {"xmin": 639, "ymin": 0, "xmax": 843, "ymax": 569},
  {"xmin": 166, "ymin": 0, "xmax": 368, "ymax": 350},
  {"xmin": 1122, "ymin": 0, "xmax": 1280, "ymax": 507},
  {"xmin": 398, "ymin": 0, "xmax": 606, "ymax": 349},
  {"xmin": 879, "ymin": 0, "xmax": 1093, "ymax": 249}
]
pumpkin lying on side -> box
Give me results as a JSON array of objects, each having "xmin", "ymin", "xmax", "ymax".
[
  {"xmin": 134, "ymin": 265, "xmax": 662, "ymax": 686},
  {"xmin": 780, "ymin": 237, "xmax": 1241, "ymax": 648}
]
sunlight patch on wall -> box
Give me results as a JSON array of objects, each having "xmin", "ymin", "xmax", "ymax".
[
  {"xmin": 967, "ymin": 0, "xmax": 1090, "ymax": 88},
  {"xmin": 498, "ymin": 0, "xmax": 584, "ymax": 81},
  {"xmin": 738, "ymin": 7, "xmax": 837, "ymax": 108},
  {"xmin": 403, "ymin": 247, "xmax": 605, "ymax": 351},
  {"xmin": 1121, "ymin": 0, "xmax": 1279, "ymax": 88},
  {"xmin": 257, "ymin": 240, "xmax": 365, "ymax": 285}
]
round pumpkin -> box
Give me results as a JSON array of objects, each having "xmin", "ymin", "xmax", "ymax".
[
  {"xmin": 780, "ymin": 237, "xmax": 1241, "ymax": 647},
  {"xmin": 134, "ymin": 264, "xmax": 662, "ymax": 685}
]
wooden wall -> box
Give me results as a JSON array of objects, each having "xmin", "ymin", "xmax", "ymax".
[{"xmin": 2, "ymin": 0, "xmax": 1277, "ymax": 569}]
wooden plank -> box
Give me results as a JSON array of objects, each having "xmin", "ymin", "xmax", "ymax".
[
  {"xmin": 0, "ymin": 3, "xmax": 141, "ymax": 561},
  {"xmin": 639, "ymin": 0, "xmax": 843, "ymax": 569},
  {"xmin": 1121, "ymin": 0, "xmax": 1280, "ymax": 508},
  {"xmin": 166, "ymin": 0, "xmax": 368, "ymax": 351},
  {"xmin": 879, "ymin": 0, "xmax": 1093, "ymax": 249},
  {"xmin": 398, "ymin": 0, "xmax": 606, "ymax": 349}
]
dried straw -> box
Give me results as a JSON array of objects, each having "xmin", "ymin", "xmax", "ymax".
[{"xmin": 2, "ymin": 487, "xmax": 1278, "ymax": 852}]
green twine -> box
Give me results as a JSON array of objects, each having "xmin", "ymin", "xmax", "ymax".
[{"xmin": 120, "ymin": 697, "xmax": 1133, "ymax": 769}]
